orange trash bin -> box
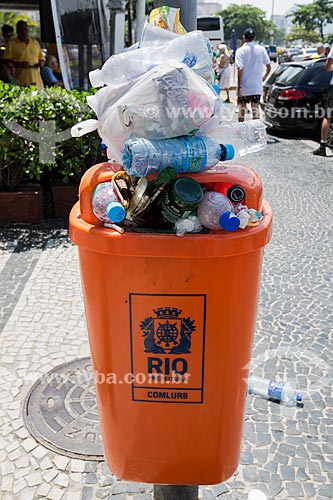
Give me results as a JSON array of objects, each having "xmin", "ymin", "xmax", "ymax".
[{"xmin": 69, "ymin": 162, "xmax": 272, "ymax": 485}]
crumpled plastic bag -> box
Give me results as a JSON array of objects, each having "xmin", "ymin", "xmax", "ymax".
[
  {"xmin": 89, "ymin": 29, "xmax": 214, "ymax": 88},
  {"xmin": 72, "ymin": 61, "xmax": 222, "ymax": 164}
]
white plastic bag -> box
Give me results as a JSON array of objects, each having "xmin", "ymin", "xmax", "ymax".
[
  {"xmin": 89, "ymin": 30, "xmax": 214, "ymax": 88},
  {"xmin": 72, "ymin": 61, "xmax": 222, "ymax": 163}
]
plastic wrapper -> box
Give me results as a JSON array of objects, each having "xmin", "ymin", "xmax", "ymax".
[
  {"xmin": 149, "ymin": 6, "xmax": 186, "ymax": 34},
  {"xmin": 72, "ymin": 61, "xmax": 222, "ymax": 163}
]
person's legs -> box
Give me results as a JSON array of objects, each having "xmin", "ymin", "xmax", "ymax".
[
  {"xmin": 321, "ymin": 117, "xmax": 331, "ymax": 141},
  {"xmin": 225, "ymin": 87, "xmax": 230, "ymax": 102},
  {"xmin": 313, "ymin": 119, "xmax": 331, "ymax": 156},
  {"xmin": 238, "ymin": 102, "xmax": 247, "ymax": 122},
  {"xmin": 313, "ymin": 88, "xmax": 333, "ymax": 156},
  {"xmin": 238, "ymin": 95, "xmax": 248, "ymax": 122},
  {"xmin": 251, "ymin": 102, "xmax": 260, "ymax": 119}
]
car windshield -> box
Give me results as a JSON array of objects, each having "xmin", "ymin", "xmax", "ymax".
[
  {"xmin": 297, "ymin": 65, "xmax": 332, "ymax": 87},
  {"xmin": 304, "ymin": 48, "xmax": 317, "ymax": 54},
  {"xmin": 275, "ymin": 66, "xmax": 304, "ymax": 86},
  {"xmin": 266, "ymin": 65, "xmax": 287, "ymax": 85}
]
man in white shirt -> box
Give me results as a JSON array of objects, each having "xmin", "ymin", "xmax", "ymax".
[
  {"xmin": 235, "ymin": 28, "xmax": 271, "ymax": 122},
  {"xmin": 313, "ymin": 46, "xmax": 333, "ymax": 156}
]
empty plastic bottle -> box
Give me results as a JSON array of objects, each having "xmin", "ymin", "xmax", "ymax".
[
  {"xmin": 206, "ymin": 120, "xmax": 267, "ymax": 157},
  {"xmin": 122, "ymin": 136, "xmax": 235, "ymax": 177},
  {"xmin": 92, "ymin": 182, "xmax": 126, "ymax": 223},
  {"xmin": 89, "ymin": 30, "xmax": 213, "ymax": 87},
  {"xmin": 197, "ymin": 191, "xmax": 240, "ymax": 232},
  {"xmin": 248, "ymin": 375, "xmax": 303, "ymax": 408}
]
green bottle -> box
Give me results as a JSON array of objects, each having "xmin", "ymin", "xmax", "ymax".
[{"xmin": 161, "ymin": 177, "xmax": 203, "ymax": 224}]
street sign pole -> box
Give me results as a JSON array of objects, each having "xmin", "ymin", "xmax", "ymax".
[
  {"xmin": 108, "ymin": 0, "xmax": 126, "ymax": 55},
  {"xmin": 153, "ymin": 0, "xmax": 197, "ymax": 32},
  {"xmin": 153, "ymin": 485, "xmax": 199, "ymax": 500},
  {"xmin": 151, "ymin": 3, "xmax": 198, "ymax": 498}
]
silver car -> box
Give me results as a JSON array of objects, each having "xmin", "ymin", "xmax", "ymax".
[{"xmin": 292, "ymin": 48, "xmax": 318, "ymax": 61}]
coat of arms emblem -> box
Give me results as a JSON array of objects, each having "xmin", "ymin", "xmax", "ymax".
[{"xmin": 140, "ymin": 307, "xmax": 196, "ymax": 354}]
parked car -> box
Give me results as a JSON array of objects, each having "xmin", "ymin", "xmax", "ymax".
[
  {"xmin": 278, "ymin": 48, "xmax": 301, "ymax": 64},
  {"xmin": 292, "ymin": 47, "xmax": 318, "ymax": 61},
  {"xmin": 263, "ymin": 58, "xmax": 333, "ymax": 141},
  {"xmin": 264, "ymin": 45, "xmax": 278, "ymax": 62},
  {"xmin": 262, "ymin": 63, "xmax": 289, "ymax": 105}
]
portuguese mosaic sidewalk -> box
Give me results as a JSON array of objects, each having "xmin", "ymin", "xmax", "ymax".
[{"xmin": 0, "ymin": 131, "xmax": 332, "ymax": 499}]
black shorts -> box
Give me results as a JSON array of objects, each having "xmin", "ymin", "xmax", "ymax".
[
  {"xmin": 238, "ymin": 94, "xmax": 261, "ymax": 105},
  {"xmin": 323, "ymin": 87, "xmax": 333, "ymax": 119}
]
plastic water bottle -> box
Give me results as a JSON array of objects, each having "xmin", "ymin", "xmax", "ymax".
[
  {"xmin": 206, "ymin": 120, "xmax": 267, "ymax": 157},
  {"xmin": 197, "ymin": 191, "xmax": 240, "ymax": 232},
  {"xmin": 248, "ymin": 375, "xmax": 303, "ymax": 408},
  {"xmin": 92, "ymin": 182, "xmax": 126, "ymax": 223},
  {"xmin": 89, "ymin": 31, "xmax": 213, "ymax": 87},
  {"xmin": 140, "ymin": 21, "xmax": 180, "ymax": 46},
  {"xmin": 122, "ymin": 136, "xmax": 235, "ymax": 177}
]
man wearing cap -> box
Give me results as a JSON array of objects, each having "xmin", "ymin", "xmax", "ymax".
[{"xmin": 235, "ymin": 28, "xmax": 271, "ymax": 122}]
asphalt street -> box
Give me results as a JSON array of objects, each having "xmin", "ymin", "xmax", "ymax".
[{"xmin": 0, "ymin": 115, "xmax": 332, "ymax": 499}]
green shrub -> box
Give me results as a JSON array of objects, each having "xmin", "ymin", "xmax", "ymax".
[{"xmin": 0, "ymin": 83, "xmax": 100, "ymax": 191}]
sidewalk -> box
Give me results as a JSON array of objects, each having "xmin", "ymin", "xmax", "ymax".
[{"xmin": 0, "ymin": 129, "xmax": 332, "ymax": 499}]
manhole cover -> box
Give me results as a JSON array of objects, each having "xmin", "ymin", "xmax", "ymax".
[{"xmin": 23, "ymin": 357, "xmax": 104, "ymax": 460}]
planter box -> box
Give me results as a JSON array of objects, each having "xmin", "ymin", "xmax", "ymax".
[
  {"xmin": 0, "ymin": 186, "xmax": 43, "ymax": 224},
  {"xmin": 51, "ymin": 184, "xmax": 79, "ymax": 219}
]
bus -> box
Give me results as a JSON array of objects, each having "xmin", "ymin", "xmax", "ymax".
[{"xmin": 197, "ymin": 15, "xmax": 224, "ymax": 50}]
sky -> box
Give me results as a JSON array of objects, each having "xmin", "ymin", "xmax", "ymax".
[{"xmin": 202, "ymin": 0, "xmax": 314, "ymax": 17}]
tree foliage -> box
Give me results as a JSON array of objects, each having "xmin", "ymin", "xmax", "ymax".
[
  {"xmin": 290, "ymin": 0, "xmax": 333, "ymax": 40},
  {"xmin": 284, "ymin": 27, "xmax": 321, "ymax": 44},
  {"xmin": 0, "ymin": 11, "xmax": 39, "ymax": 38},
  {"xmin": 216, "ymin": 4, "xmax": 274, "ymax": 43}
]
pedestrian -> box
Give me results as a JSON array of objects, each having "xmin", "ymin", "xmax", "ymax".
[
  {"xmin": 235, "ymin": 28, "xmax": 271, "ymax": 122},
  {"xmin": 217, "ymin": 43, "xmax": 231, "ymax": 103},
  {"xmin": 313, "ymin": 46, "xmax": 333, "ymax": 156},
  {"xmin": 1, "ymin": 24, "xmax": 14, "ymax": 45},
  {"xmin": 3, "ymin": 20, "xmax": 45, "ymax": 89},
  {"xmin": 0, "ymin": 24, "xmax": 14, "ymax": 60},
  {"xmin": 41, "ymin": 55, "xmax": 64, "ymax": 87},
  {"xmin": 0, "ymin": 59, "xmax": 20, "ymax": 85},
  {"xmin": 316, "ymin": 44, "xmax": 326, "ymax": 58}
]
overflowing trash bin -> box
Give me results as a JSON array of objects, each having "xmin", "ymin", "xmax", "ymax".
[
  {"xmin": 69, "ymin": 9, "xmax": 273, "ymax": 485},
  {"xmin": 69, "ymin": 160, "xmax": 272, "ymax": 484}
]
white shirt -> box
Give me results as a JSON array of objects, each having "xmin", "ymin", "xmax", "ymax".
[
  {"xmin": 327, "ymin": 46, "xmax": 333, "ymax": 84},
  {"xmin": 235, "ymin": 42, "xmax": 270, "ymax": 96}
]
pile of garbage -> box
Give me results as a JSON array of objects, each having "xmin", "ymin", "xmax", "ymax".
[{"xmin": 71, "ymin": 6, "xmax": 267, "ymax": 236}]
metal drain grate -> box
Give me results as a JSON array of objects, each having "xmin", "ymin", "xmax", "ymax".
[{"xmin": 23, "ymin": 357, "xmax": 104, "ymax": 460}]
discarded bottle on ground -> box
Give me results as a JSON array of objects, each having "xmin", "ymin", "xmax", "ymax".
[
  {"xmin": 197, "ymin": 191, "xmax": 240, "ymax": 232},
  {"xmin": 248, "ymin": 375, "xmax": 304, "ymax": 408},
  {"xmin": 206, "ymin": 120, "xmax": 267, "ymax": 157},
  {"xmin": 122, "ymin": 136, "xmax": 235, "ymax": 177},
  {"xmin": 92, "ymin": 182, "xmax": 126, "ymax": 223}
]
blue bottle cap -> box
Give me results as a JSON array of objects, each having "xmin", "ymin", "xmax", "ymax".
[
  {"xmin": 220, "ymin": 144, "xmax": 235, "ymax": 161},
  {"xmin": 105, "ymin": 202, "xmax": 126, "ymax": 223},
  {"xmin": 219, "ymin": 211, "xmax": 240, "ymax": 232},
  {"xmin": 212, "ymin": 83, "xmax": 220, "ymax": 95}
]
